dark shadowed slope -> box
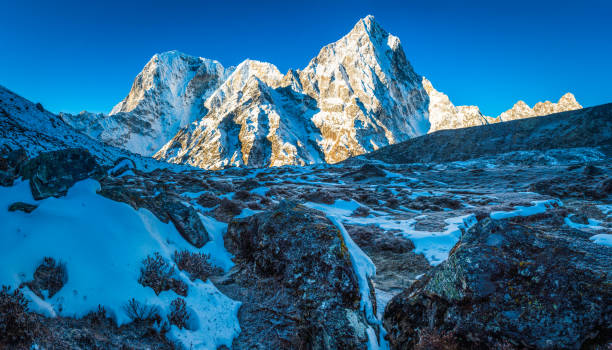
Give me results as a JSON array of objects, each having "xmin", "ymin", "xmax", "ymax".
[{"xmin": 363, "ymin": 103, "xmax": 612, "ymax": 164}]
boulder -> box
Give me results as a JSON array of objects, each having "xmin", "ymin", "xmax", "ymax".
[
  {"xmin": 383, "ymin": 218, "xmax": 612, "ymax": 349},
  {"xmin": 164, "ymin": 197, "xmax": 210, "ymax": 248},
  {"xmin": 98, "ymin": 179, "xmax": 210, "ymax": 248},
  {"xmin": 19, "ymin": 148, "xmax": 105, "ymax": 200},
  {"xmin": 8, "ymin": 202, "xmax": 38, "ymax": 213},
  {"xmin": 225, "ymin": 201, "xmax": 371, "ymax": 349},
  {"xmin": 342, "ymin": 163, "xmax": 387, "ymax": 181},
  {"xmin": 528, "ymin": 172, "xmax": 611, "ymax": 200}
]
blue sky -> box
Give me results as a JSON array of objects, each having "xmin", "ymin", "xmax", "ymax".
[{"xmin": 1, "ymin": 0, "xmax": 610, "ymax": 116}]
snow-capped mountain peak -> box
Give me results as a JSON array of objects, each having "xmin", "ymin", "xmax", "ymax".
[
  {"xmin": 58, "ymin": 16, "xmax": 584, "ymax": 168},
  {"xmin": 62, "ymin": 50, "xmax": 233, "ymax": 156},
  {"xmin": 153, "ymin": 15, "xmax": 430, "ymax": 169}
]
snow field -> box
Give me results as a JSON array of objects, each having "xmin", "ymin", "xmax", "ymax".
[{"xmin": 0, "ymin": 179, "xmax": 240, "ymax": 349}]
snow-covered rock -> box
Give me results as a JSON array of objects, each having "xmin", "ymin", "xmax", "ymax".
[
  {"xmin": 424, "ymin": 77, "xmax": 582, "ymax": 132},
  {"xmin": 423, "ymin": 77, "xmax": 495, "ymax": 132}
]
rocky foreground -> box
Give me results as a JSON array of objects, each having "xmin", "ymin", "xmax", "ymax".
[{"xmin": 1, "ymin": 139, "xmax": 610, "ymax": 349}]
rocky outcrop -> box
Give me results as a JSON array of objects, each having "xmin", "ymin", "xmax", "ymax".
[
  {"xmin": 0, "ymin": 148, "xmax": 27, "ymax": 186},
  {"xmin": 8, "ymin": 202, "xmax": 38, "ymax": 213},
  {"xmin": 19, "ymin": 148, "xmax": 105, "ymax": 200},
  {"xmin": 383, "ymin": 217, "xmax": 612, "ymax": 349},
  {"xmin": 223, "ymin": 201, "xmax": 372, "ymax": 349},
  {"xmin": 98, "ymin": 175, "xmax": 210, "ymax": 248}
]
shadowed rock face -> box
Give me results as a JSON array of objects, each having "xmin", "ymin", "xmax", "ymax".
[
  {"xmin": 364, "ymin": 102, "xmax": 612, "ymax": 165},
  {"xmin": 19, "ymin": 148, "xmax": 105, "ymax": 200},
  {"xmin": 224, "ymin": 201, "xmax": 371, "ymax": 349},
  {"xmin": 383, "ymin": 217, "xmax": 612, "ymax": 349},
  {"xmin": 98, "ymin": 175, "xmax": 210, "ymax": 248}
]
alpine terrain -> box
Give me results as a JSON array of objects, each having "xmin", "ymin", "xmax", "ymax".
[
  {"xmin": 0, "ymin": 14, "xmax": 610, "ymax": 350},
  {"xmin": 61, "ymin": 16, "xmax": 583, "ymax": 170}
]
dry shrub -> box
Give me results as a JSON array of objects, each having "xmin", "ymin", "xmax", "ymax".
[
  {"xmin": 0, "ymin": 286, "xmax": 39, "ymax": 347},
  {"xmin": 123, "ymin": 298, "xmax": 160, "ymax": 322},
  {"xmin": 85, "ymin": 304, "xmax": 110, "ymax": 326},
  {"xmin": 138, "ymin": 253, "xmax": 187, "ymax": 296},
  {"xmin": 173, "ymin": 250, "xmax": 222, "ymax": 282},
  {"xmin": 168, "ymin": 298, "xmax": 189, "ymax": 329}
]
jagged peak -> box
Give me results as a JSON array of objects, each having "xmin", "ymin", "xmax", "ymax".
[
  {"xmin": 350, "ymin": 15, "xmax": 383, "ymax": 37},
  {"xmin": 149, "ymin": 50, "xmax": 224, "ymax": 70},
  {"xmin": 559, "ymin": 92, "xmax": 581, "ymax": 106},
  {"xmin": 513, "ymin": 100, "xmax": 531, "ymax": 109},
  {"xmin": 421, "ymin": 76, "xmax": 435, "ymax": 94},
  {"xmin": 229, "ymin": 59, "xmax": 283, "ymax": 87}
]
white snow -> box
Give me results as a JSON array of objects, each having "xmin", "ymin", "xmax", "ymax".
[
  {"xmin": 250, "ymin": 186, "xmax": 269, "ymax": 196},
  {"xmin": 305, "ymin": 199, "xmax": 476, "ymax": 265},
  {"xmin": 590, "ymin": 234, "xmax": 612, "ymax": 247},
  {"xmin": 564, "ymin": 217, "xmax": 606, "ymax": 231},
  {"xmin": 0, "ymin": 180, "xmax": 240, "ymax": 349},
  {"xmin": 327, "ymin": 216, "xmax": 388, "ymax": 350},
  {"xmin": 490, "ymin": 199, "xmax": 563, "ymax": 220}
]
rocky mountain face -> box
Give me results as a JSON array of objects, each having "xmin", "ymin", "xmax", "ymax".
[
  {"xmin": 61, "ymin": 51, "xmax": 233, "ymax": 156},
  {"xmin": 497, "ymin": 92, "xmax": 582, "ymax": 122},
  {"xmin": 57, "ymin": 16, "xmax": 583, "ymax": 169},
  {"xmin": 424, "ymin": 77, "xmax": 582, "ymax": 133},
  {"xmin": 156, "ymin": 16, "xmax": 430, "ymax": 169},
  {"xmin": 423, "ymin": 77, "xmax": 495, "ymax": 132}
]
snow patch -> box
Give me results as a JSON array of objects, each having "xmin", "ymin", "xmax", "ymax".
[
  {"xmin": 0, "ymin": 179, "xmax": 240, "ymax": 349},
  {"xmin": 490, "ymin": 199, "xmax": 563, "ymax": 220}
]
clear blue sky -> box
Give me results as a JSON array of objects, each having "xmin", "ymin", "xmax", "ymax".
[{"xmin": 1, "ymin": 0, "xmax": 610, "ymax": 116}]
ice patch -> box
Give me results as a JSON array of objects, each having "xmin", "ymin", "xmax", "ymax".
[
  {"xmin": 235, "ymin": 207, "xmax": 262, "ymax": 219},
  {"xmin": 328, "ymin": 216, "xmax": 388, "ymax": 350},
  {"xmin": 564, "ymin": 217, "xmax": 606, "ymax": 231}
]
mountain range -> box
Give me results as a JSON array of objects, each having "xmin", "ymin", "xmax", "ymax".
[{"xmin": 56, "ymin": 15, "xmax": 581, "ymax": 169}]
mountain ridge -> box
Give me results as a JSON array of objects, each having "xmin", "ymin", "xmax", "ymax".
[{"xmin": 59, "ymin": 15, "xmax": 583, "ymax": 169}]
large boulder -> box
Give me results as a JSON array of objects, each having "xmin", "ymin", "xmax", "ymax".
[
  {"xmin": 98, "ymin": 178, "xmax": 210, "ymax": 248},
  {"xmin": 225, "ymin": 201, "xmax": 371, "ymax": 349},
  {"xmin": 383, "ymin": 218, "xmax": 612, "ymax": 349},
  {"xmin": 19, "ymin": 148, "xmax": 105, "ymax": 199}
]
